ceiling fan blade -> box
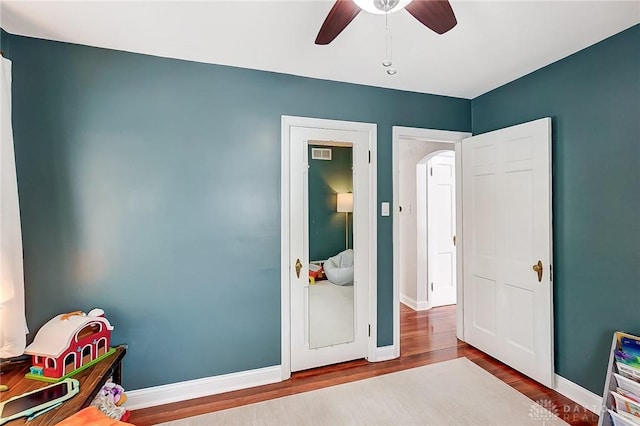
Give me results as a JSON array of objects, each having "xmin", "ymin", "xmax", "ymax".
[
  {"xmin": 405, "ymin": 0, "xmax": 457, "ymax": 35},
  {"xmin": 315, "ymin": 0, "xmax": 361, "ymax": 45}
]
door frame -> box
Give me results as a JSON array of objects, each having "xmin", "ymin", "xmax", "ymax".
[
  {"xmin": 392, "ymin": 126, "xmax": 471, "ymax": 355},
  {"xmin": 281, "ymin": 115, "xmax": 378, "ymax": 380}
]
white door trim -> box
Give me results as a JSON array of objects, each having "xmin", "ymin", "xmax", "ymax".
[
  {"xmin": 392, "ymin": 126, "xmax": 471, "ymax": 354},
  {"xmin": 281, "ymin": 116, "xmax": 377, "ymax": 379}
]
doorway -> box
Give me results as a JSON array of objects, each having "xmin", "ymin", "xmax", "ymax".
[
  {"xmin": 392, "ymin": 120, "xmax": 554, "ymax": 387},
  {"xmin": 281, "ymin": 116, "xmax": 378, "ymax": 379},
  {"xmin": 392, "ymin": 127, "xmax": 471, "ymax": 356}
]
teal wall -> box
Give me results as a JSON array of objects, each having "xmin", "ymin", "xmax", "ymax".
[
  {"xmin": 4, "ymin": 32, "xmax": 470, "ymax": 389},
  {"xmin": 7, "ymin": 22, "xmax": 634, "ymax": 395},
  {"xmin": 471, "ymin": 24, "xmax": 640, "ymax": 394},
  {"xmin": 308, "ymin": 145, "xmax": 353, "ymax": 261}
]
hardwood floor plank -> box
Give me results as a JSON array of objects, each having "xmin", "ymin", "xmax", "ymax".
[{"xmin": 129, "ymin": 305, "xmax": 598, "ymax": 426}]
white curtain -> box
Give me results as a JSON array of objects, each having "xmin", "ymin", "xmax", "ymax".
[{"xmin": 0, "ymin": 55, "xmax": 27, "ymax": 358}]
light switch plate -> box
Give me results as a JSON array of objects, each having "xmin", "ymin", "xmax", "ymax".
[{"xmin": 381, "ymin": 202, "xmax": 390, "ymax": 216}]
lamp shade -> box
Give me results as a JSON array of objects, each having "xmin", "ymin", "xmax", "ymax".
[{"xmin": 337, "ymin": 193, "xmax": 353, "ymax": 213}]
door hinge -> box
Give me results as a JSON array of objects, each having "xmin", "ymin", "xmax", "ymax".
[
  {"xmin": 550, "ymin": 264, "xmax": 553, "ymax": 281},
  {"xmin": 431, "ymin": 282, "xmax": 434, "ymax": 291},
  {"xmin": 430, "ymin": 167, "xmax": 433, "ymax": 176},
  {"xmin": 368, "ymin": 150, "xmax": 371, "ymax": 164},
  {"xmin": 368, "ymin": 324, "xmax": 371, "ymax": 337}
]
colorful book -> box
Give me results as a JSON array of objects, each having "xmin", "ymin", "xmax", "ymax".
[
  {"xmin": 615, "ymin": 333, "xmax": 640, "ymax": 382},
  {"xmin": 608, "ymin": 409, "xmax": 640, "ymax": 426},
  {"xmin": 611, "ymin": 390, "xmax": 640, "ymax": 418},
  {"xmin": 615, "ymin": 333, "xmax": 640, "ymax": 369},
  {"xmin": 616, "ymin": 373, "xmax": 640, "ymax": 401}
]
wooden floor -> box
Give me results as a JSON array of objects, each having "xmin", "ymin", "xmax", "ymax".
[{"xmin": 129, "ymin": 304, "xmax": 598, "ymax": 425}]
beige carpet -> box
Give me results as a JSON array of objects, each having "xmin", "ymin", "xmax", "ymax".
[{"xmin": 157, "ymin": 357, "xmax": 569, "ymax": 426}]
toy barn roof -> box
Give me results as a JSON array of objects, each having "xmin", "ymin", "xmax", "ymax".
[{"xmin": 25, "ymin": 313, "xmax": 113, "ymax": 358}]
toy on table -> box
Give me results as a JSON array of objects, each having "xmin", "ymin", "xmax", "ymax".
[
  {"xmin": 309, "ymin": 264, "xmax": 324, "ymax": 284},
  {"xmin": 24, "ymin": 308, "xmax": 115, "ymax": 382}
]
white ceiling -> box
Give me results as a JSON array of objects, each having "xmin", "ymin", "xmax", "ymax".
[{"xmin": 1, "ymin": 1, "xmax": 638, "ymax": 99}]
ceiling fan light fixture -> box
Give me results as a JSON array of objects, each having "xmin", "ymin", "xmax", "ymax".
[{"xmin": 353, "ymin": 0, "xmax": 413, "ymax": 15}]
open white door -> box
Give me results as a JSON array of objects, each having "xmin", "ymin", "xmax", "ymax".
[
  {"xmin": 462, "ymin": 118, "xmax": 553, "ymax": 387},
  {"xmin": 427, "ymin": 153, "xmax": 456, "ymax": 307}
]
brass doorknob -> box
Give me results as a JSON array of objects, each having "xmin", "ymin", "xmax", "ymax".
[
  {"xmin": 295, "ymin": 259, "xmax": 302, "ymax": 278},
  {"xmin": 532, "ymin": 260, "xmax": 543, "ymax": 282}
]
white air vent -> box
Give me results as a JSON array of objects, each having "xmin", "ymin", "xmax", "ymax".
[{"xmin": 311, "ymin": 148, "xmax": 332, "ymax": 160}]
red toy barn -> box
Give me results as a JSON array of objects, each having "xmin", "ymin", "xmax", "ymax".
[{"xmin": 25, "ymin": 309, "xmax": 114, "ymax": 381}]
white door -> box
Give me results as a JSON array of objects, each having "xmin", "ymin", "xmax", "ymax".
[
  {"xmin": 289, "ymin": 126, "xmax": 369, "ymax": 372},
  {"xmin": 427, "ymin": 153, "xmax": 456, "ymax": 307},
  {"xmin": 462, "ymin": 117, "xmax": 553, "ymax": 387}
]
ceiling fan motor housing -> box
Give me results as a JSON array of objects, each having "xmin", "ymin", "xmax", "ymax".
[
  {"xmin": 375, "ymin": 0, "xmax": 400, "ymax": 12},
  {"xmin": 355, "ymin": 0, "xmax": 412, "ymax": 14}
]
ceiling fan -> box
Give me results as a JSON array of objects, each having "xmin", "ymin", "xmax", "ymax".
[{"xmin": 315, "ymin": 0, "xmax": 457, "ymax": 45}]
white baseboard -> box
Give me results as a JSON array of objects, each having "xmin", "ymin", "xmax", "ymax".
[
  {"xmin": 399, "ymin": 294, "xmax": 429, "ymax": 311},
  {"xmin": 371, "ymin": 345, "xmax": 399, "ymax": 362},
  {"xmin": 125, "ymin": 363, "xmax": 599, "ymax": 416},
  {"xmin": 125, "ymin": 365, "xmax": 282, "ymax": 410},
  {"xmin": 553, "ymin": 374, "xmax": 602, "ymax": 414}
]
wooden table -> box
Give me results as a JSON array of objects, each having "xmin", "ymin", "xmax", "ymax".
[{"xmin": 0, "ymin": 345, "xmax": 126, "ymax": 425}]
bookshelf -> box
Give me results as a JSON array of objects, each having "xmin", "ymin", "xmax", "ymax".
[{"xmin": 598, "ymin": 332, "xmax": 640, "ymax": 426}]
